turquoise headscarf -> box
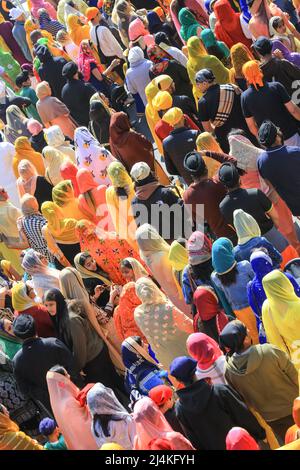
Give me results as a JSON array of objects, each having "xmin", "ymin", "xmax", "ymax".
[
  {"xmin": 179, "ymin": 7, "xmax": 204, "ymax": 42},
  {"xmin": 212, "ymin": 237, "xmax": 237, "ymax": 275},
  {"xmin": 200, "ymin": 28, "xmax": 230, "ymax": 58}
]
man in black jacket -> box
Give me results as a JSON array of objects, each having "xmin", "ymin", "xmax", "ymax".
[
  {"xmin": 61, "ymin": 62, "xmax": 97, "ymax": 127},
  {"xmin": 170, "ymin": 356, "xmax": 266, "ymax": 450},
  {"xmin": 163, "ymin": 107, "xmax": 199, "ymax": 186},
  {"xmin": 12, "ymin": 315, "xmax": 79, "ymax": 413}
]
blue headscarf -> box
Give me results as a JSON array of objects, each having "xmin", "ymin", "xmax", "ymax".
[
  {"xmin": 38, "ymin": 10, "xmax": 65, "ymax": 38},
  {"xmin": 212, "ymin": 238, "xmax": 236, "ymax": 275},
  {"xmin": 121, "ymin": 338, "xmax": 164, "ymax": 395}
]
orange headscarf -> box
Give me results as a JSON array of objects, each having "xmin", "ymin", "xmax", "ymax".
[
  {"xmin": 13, "ymin": 137, "xmax": 45, "ymax": 177},
  {"xmin": 242, "ymin": 60, "xmax": 264, "ymax": 90}
]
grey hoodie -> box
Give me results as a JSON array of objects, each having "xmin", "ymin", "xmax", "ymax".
[{"xmin": 225, "ymin": 343, "xmax": 298, "ymax": 421}]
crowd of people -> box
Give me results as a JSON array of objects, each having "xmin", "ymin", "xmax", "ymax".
[{"xmin": 1, "ymin": 0, "xmax": 300, "ymax": 452}]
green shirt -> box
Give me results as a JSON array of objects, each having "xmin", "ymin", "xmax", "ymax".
[
  {"xmin": 44, "ymin": 435, "xmax": 67, "ymax": 450},
  {"xmin": 20, "ymin": 87, "xmax": 42, "ymax": 123}
]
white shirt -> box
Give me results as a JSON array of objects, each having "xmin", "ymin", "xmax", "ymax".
[{"xmin": 90, "ymin": 24, "xmax": 123, "ymax": 59}]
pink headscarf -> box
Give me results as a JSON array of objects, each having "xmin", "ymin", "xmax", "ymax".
[
  {"xmin": 27, "ymin": 118, "xmax": 43, "ymax": 136},
  {"xmin": 226, "ymin": 427, "xmax": 260, "ymax": 450},
  {"xmin": 186, "ymin": 332, "xmax": 223, "ymax": 370},
  {"xmin": 133, "ymin": 397, "xmax": 194, "ymax": 450},
  {"xmin": 78, "ymin": 41, "xmax": 103, "ymax": 82},
  {"xmin": 60, "ymin": 160, "xmax": 80, "ymax": 197}
]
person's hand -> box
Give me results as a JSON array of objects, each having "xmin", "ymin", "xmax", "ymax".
[
  {"xmin": 273, "ymin": 49, "xmax": 284, "ymax": 60},
  {"xmin": 109, "ymin": 285, "xmax": 121, "ymax": 305},
  {"xmin": 94, "ymin": 284, "xmax": 107, "ymax": 299},
  {"xmin": 111, "ymin": 58, "xmax": 121, "ymax": 69}
]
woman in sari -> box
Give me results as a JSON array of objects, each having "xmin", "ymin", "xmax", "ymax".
[
  {"xmin": 42, "ymin": 146, "xmax": 67, "ymax": 186},
  {"xmin": 214, "ymin": 0, "xmax": 252, "ymax": 49},
  {"xmin": 52, "ymin": 179, "xmax": 86, "ymax": 220},
  {"xmin": 145, "ymin": 80, "xmax": 162, "ymax": 154},
  {"xmin": 13, "ymin": 137, "xmax": 45, "ymax": 178},
  {"xmin": 4, "ymin": 105, "xmax": 31, "ymax": 145},
  {"xmin": 46, "ymin": 368, "xmax": 98, "ymax": 450},
  {"xmin": 262, "ymin": 270, "xmax": 300, "ymax": 370},
  {"xmin": 134, "ymin": 276, "xmax": 193, "ymax": 369},
  {"xmin": 136, "ymin": 224, "xmax": 191, "ymax": 316},
  {"xmin": 74, "ymin": 126, "xmax": 116, "ymax": 186},
  {"xmin": 67, "ymin": 14, "xmax": 90, "ymax": 46},
  {"xmin": 41, "ymin": 201, "xmax": 81, "ymax": 268},
  {"xmin": 87, "ymin": 383, "xmax": 135, "ymax": 449},
  {"xmin": 17, "ymin": 160, "xmax": 53, "ymax": 210},
  {"xmin": 133, "ymin": 397, "xmax": 194, "ymax": 450},
  {"xmin": 229, "ymin": 43, "xmax": 255, "ymax": 91},
  {"xmin": 272, "ymin": 39, "xmax": 300, "ymax": 68},
  {"xmin": 75, "ymin": 219, "xmax": 139, "ymax": 285},
  {"xmin": 44, "ymin": 124, "xmax": 76, "ymax": 161},
  {"xmin": 120, "ymin": 258, "xmax": 150, "ymax": 283},
  {"xmin": 105, "ymin": 161, "xmax": 138, "ymax": 252},
  {"xmin": 0, "ymin": 404, "xmax": 43, "ymax": 450},
  {"xmin": 36, "ymin": 81, "xmax": 77, "ymax": 139},
  {"xmin": 21, "ymin": 249, "xmax": 60, "ymax": 299},
  {"xmin": 74, "ymin": 251, "xmax": 112, "ymax": 294},
  {"xmin": 76, "ymin": 168, "xmax": 112, "ymax": 227},
  {"xmin": 114, "ymin": 282, "xmax": 145, "ymax": 342},
  {"xmin": 269, "ymin": 15, "xmax": 300, "ymax": 52},
  {"xmin": 121, "ymin": 336, "xmax": 165, "ymax": 395}
]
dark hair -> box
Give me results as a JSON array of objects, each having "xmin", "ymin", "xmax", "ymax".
[
  {"xmin": 190, "ymin": 258, "xmax": 213, "ymax": 282},
  {"xmin": 43, "ymin": 289, "xmax": 73, "ymax": 352},
  {"xmin": 172, "ymin": 0, "xmax": 186, "ymax": 16},
  {"xmin": 78, "ymin": 252, "xmax": 92, "ymax": 267},
  {"xmin": 131, "ymin": 336, "xmax": 142, "ymax": 346},
  {"xmin": 272, "ymin": 17, "xmax": 284, "ymax": 30},
  {"xmin": 177, "ymin": 238, "xmax": 187, "ymax": 248},
  {"xmin": 93, "ymin": 414, "xmax": 123, "ymax": 438},
  {"xmin": 217, "ymin": 265, "xmax": 238, "ymax": 286},
  {"xmin": 116, "ymin": 187, "xmax": 129, "ymax": 197},
  {"xmin": 49, "ymin": 365, "xmax": 69, "ymax": 376},
  {"xmin": 83, "ymin": 277, "xmax": 110, "ymax": 307},
  {"xmin": 206, "ymin": 45, "xmax": 226, "ymax": 62},
  {"xmin": 120, "ymin": 259, "xmax": 133, "ymax": 270},
  {"xmin": 154, "ymin": 31, "xmax": 171, "ymax": 46},
  {"xmin": 30, "ymin": 30, "xmax": 42, "ymax": 44}
]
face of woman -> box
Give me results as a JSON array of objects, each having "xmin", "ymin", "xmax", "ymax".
[
  {"xmin": 26, "ymin": 285, "xmax": 36, "ymax": 300},
  {"xmin": 275, "ymin": 20, "xmax": 286, "ymax": 34},
  {"xmin": 121, "ymin": 266, "xmax": 134, "ymax": 282},
  {"xmin": 82, "ymin": 43, "xmax": 90, "ymax": 54},
  {"xmin": 3, "ymin": 319, "xmax": 14, "ymax": 336},
  {"xmin": 44, "ymin": 300, "xmax": 57, "ymax": 316},
  {"xmin": 83, "ymin": 256, "xmax": 97, "ymax": 272}
]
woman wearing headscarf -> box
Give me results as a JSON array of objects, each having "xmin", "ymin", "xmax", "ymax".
[
  {"xmin": 57, "ymin": 270, "xmax": 127, "ymax": 379},
  {"xmin": 229, "ymin": 42, "xmax": 255, "ymax": 91},
  {"xmin": 44, "ymin": 124, "xmax": 76, "ymax": 161},
  {"xmin": 187, "ymin": 331, "xmax": 226, "ymax": 384},
  {"xmin": 136, "ymin": 224, "xmax": 191, "ymax": 316},
  {"xmin": 12, "ymin": 281, "xmax": 56, "ymax": 337},
  {"xmin": 13, "ymin": 137, "xmax": 45, "ymax": 178},
  {"xmin": 56, "ymin": 29, "xmax": 80, "ymax": 62},
  {"xmin": 121, "ymin": 336, "xmax": 165, "ymax": 395},
  {"xmin": 133, "ymin": 396, "xmax": 194, "ymax": 450},
  {"xmin": 226, "ymin": 427, "xmax": 260, "ymax": 450},
  {"xmin": 27, "ymin": 119, "xmax": 47, "ymax": 153},
  {"xmin": 147, "ymin": 44, "xmax": 193, "ymax": 100},
  {"xmin": 36, "ymin": 81, "xmax": 77, "ymax": 139},
  {"xmin": 105, "ymin": 161, "xmax": 139, "ymax": 252},
  {"xmin": 75, "ymin": 126, "xmax": 116, "ymax": 186},
  {"xmin": 128, "ymin": 17, "xmax": 155, "ymax": 49},
  {"xmin": 178, "ymin": 7, "xmax": 206, "ymax": 42},
  {"xmin": 109, "ymin": 112, "xmax": 155, "ymax": 173},
  {"xmin": 120, "ymin": 257, "xmax": 150, "ymax": 283},
  {"xmin": 134, "ymin": 276, "xmax": 193, "ymax": 369},
  {"xmin": 0, "ymin": 404, "xmax": 44, "ymax": 450},
  {"xmin": 57, "ymin": 0, "xmax": 88, "ymax": 25},
  {"xmin": 186, "ymin": 35, "xmax": 229, "ymax": 100},
  {"xmin": 67, "ymin": 14, "xmax": 90, "ymax": 46},
  {"xmin": 87, "ymin": 383, "xmax": 135, "ymax": 449},
  {"xmin": 75, "ymin": 219, "xmax": 140, "ymax": 285},
  {"xmin": 220, "ymin": 319, "xmax": 299, "ymax": 444},
  {"xmin": 269, "ymin": 15, "xmax": 300, "ymax": 52},
  {"xmin": 262, "ymin": 270, "xmax": 300, "ymax": 369},
  {"xmin": 115, "ymin": 0, "xmax": 137, "ymax": 47},
  {"xmin": 200, "ymin": 28, "xmax": 230, "ymax": 65},
  {"xmin": 195, "ymin": 132, "xmax": 222, "ymax": 178},
  {"xmin": 21, "ymin": 249, "xmax": 60, "ymax": 300},
  {"xmin": 0, "ymin": 48, "xmax": 21, "ymax": 87},
  {"xmin": 46, "ymin": 368, "xmax": 98, "ymax": 450},
  {"xmin": 211, "ymin": 237, "xmax": 259, "ymax": 344},
  {"xmin": 192, "ymin": 286, "xmax": 229, "ymax": 341},
  {"xmin": 272, "ymin": 39, "xmax": 300, "ymax": 67},
  {"xmin": 0, "ymin": 186, "xmax": 23, "ymax": 273},
  {"xmin": 168, "ymin": 239, "xmax": 188, "ymax": 287},
  {"xmin": 0, "ymin": 13, "xmax": 27, "ymax": 65},
  {"xmin": 41, "ymin": 201, "xmax": 80, "ymax": 268},
  {"xmin": 17, "ymin": 159, "xmax": 53, "ymax": 210},
  {"xmin": 52, "ymin": 179, "xmax": 86, "ymax": 220},
  {"xmin": 42, "ymin": 145, "xmax": 67, "ymax": 186},
  {"xmin": 114, "ymin": 282, "xmax": 145, "ymax": 342},
  {"xmin": 145, "ymin": 80, "xmax": 162, "ymax": 153},
  {"xmin": 89, "ymin": 99, "xmax": 112, "ymax": 146},
  {"xmin": 74, "ymin": 251, "xmax": 112, "ymax": 297},
  {"xmin": 38, "ymin": 9, "xmax": 65, "ymax": 38},
  {"xmin": 35, "ymin": 45, "xmax": 68, "ymax": 101},
  {"xmin": 30, "ymin": 0, "xmax": 57, "ymax": 20},
  {"xmin": 76, "ymin": 168, "xmax": 112, "ymax": 227},
  {"xmin": 213, "ymin": 0, "xmax": 252, "ymax": 49},
  {"xmin": 0, "ymin": 144, "xmax": 17, "ymax": 209},
  {"xmin": 24, "ymin": 18, "xmax": 54, "ymax": 58},
  {"xmin": 4, "ymin": 105, "xmax": 31, "ymax": 145}
]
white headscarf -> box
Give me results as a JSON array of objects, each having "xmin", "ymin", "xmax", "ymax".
[
  {"xmin": 4, "ymin": 105, "xmax": 31, "ymax": 144},
  {"xmin": 21, "ymin": 248, "xmax": 60, "ymax": 300},
  {"xmin": 0, "ymin": 142, "xmax": 20, "ymax": 207}
]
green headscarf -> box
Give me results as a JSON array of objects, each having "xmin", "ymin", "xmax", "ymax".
[
  {"xmin": 179, "ymin": 7, "xmax": 204, "ymax": 42},
  {"xmin": 200, "ymin": 28, "xmax": 230, "ymax": 58},
  {"xmin": 0, "ymin": 48, "xmax": 21, "ymax": 84}
]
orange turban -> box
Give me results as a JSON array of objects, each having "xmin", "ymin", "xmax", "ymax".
[{"xmin": 242, "ymin": 60, "xmax": 264, "ymax": 90}]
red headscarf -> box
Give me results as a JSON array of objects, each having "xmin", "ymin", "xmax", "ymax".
[
  {"xmin": 60, "ymin": 160, "xmax": 80, "ymax": 197},
  {"xmin": 186, "ymin": 332, "xmax": 223, "ymax": 370},
  {"xmin": 149, "ymin": 385, "xmax": 173, "ymax": 407},
  {"xmin": 148, "ymin": 438, "xmax": 174, "ymax": 450},
  {"xmin": 193, "ymin": 287, "xmax": 229, "ymax": 334},
  {"xmin": 76, "ymin": 383, "xmax": 96, "ymax": 407},
  {"xmin": 226, "ymin": 427, "xmax": 260, "ymax": 450},
  {"xmin": 214, "ymin": 0, "xmax": 252, "ymax": 49},
  {"xmin": 76, "ymin": 168, "xmax": 99, "ymax": 193}
]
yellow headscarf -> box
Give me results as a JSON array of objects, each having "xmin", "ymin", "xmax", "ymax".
[
  {"xmin": 73, "ymin": 252, "xmax": 112, "ymax": 285},
  {"xmin": 168, "ymin": 241, "xmax": 188, "ymax": 271},
  {"xmin": 36, "ymin": 81, "xmax": 52, "ymax": 100},
  {"xmin": 145, "ymin": 81, "xmax": 159, "ymax": 115},
  {"xmin": 11, "ymin": 282, "xmax": 37, "ymax": 312},
  {"xmin": 263, "ymin": 270, "xmax": 299, "ymax": 308},
  {"xmin": 52, "ymin": 180, "xmax": 86, "ymax": 220},
  {"xmin": 41, "ymin": 201, "xmax": 78, "ymax": 243},
  {"xmin": 13, "ymin": 137, "xmax": 45, "ymax": 177},
  {"xmin": 242, "ymin": 60, "xmax": 264, "ymax": 90},
  {"xmin": 153, "ymin": 74, "xmax": 174, "ymax": 91},
  {"xmin": 162, "ymin": 107, "xmax": 183, "ymax": 126},
  {"xmin": 107, "ymin": 162, "xmax": 133, "ymax": 189},
  {"xmin": 0, "ymin": 412, "xmax": 43, "ymax": 450},
  {"xmin": 67, "ymin": 14, "xmax": 90, "ymax": 46},
  {"xmin": 145, "ymin": 81, "xmax": 163, "ymax": 154},
  {"xmin": 196, "ymin": 132, "xmax": 222, "ymax": 178},
  {"xmin": 24, "ymin": 19, "xmax": 55, "ymax": 55},
  {"xmin": 123, "ymin": 257, "xmax": 149, "ymax": 281},
  {"xmin": 152, "ymin": 91, "xmax": 173, "ymax": 112},
  {"xmin": 42, "ymin": 146, "xmax": 66, "ymax": 186},
  {"xmin": 230, "ymin": 42, "xmax": 255, "ymax": 80},
  {"xmin": 233, "ymin": 209, "xmax": 261, "ymax": 245}
]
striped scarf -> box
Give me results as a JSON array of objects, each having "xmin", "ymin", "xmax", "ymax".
[{"xmin": 213, "ymin": 84, "xmax": 240, "ymax": 128}]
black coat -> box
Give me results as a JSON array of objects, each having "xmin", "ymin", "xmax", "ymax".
[
  {"xmin": 62, "ymin": 79, "xmax": 97, "ymax": 127},
  {"xmin": 13, "ymin": 337, "xmax": 78, "ymax": 412},
  {"xmin": 175, "ymin": 379, "xmax": 265, "ymax": 450},
  {"xmin": 36, "ymin": 47, "xmax": 68, "ymax": 100}
]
